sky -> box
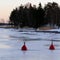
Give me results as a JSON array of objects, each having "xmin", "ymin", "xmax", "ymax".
[{"xmin": 0, "ymin": 0, "xmax": 60, "ymax": 23}]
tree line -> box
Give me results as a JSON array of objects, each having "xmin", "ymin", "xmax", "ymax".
[{"xmin": 9, "ymin": 2, "xmax": 60, "ymax": 28}]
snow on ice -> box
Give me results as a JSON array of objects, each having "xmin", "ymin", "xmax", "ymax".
[{"xmin": 0, "ymin": 28, "xmax": 60, "ymax": 60}]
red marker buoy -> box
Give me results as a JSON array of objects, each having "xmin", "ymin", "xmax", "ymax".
[
  {"xmin": 21, "ymin": 42, "xmax": 27, "ymax": 51},
  {"xmin": 49, "ymin": 41, "xmax": 55, "ymax": 50}
]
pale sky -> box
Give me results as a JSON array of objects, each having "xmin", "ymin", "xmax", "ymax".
[{"xmin": 0, "ymin": 0, "xmax": 60, "ymax": 23}]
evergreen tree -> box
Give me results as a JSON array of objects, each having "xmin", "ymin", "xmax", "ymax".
[
  {"xmin": 44, "ymin": 2, "xmax": 60, "ymax": 28},
  {"xmin": 10, "ymin": 8, "xmax": 19, "ymax": 27}
]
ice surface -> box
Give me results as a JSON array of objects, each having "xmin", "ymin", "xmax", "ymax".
[{"xmin": 0, "ymin": 28, "xmax": 60, "ymax": 60}]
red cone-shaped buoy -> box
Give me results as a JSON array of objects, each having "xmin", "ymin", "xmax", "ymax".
[
  {"xmin": 49, "ymin": 41, "xmax": 55, "ymax": 50},
  {"xmin": 21, "ymin": 42, "xmax": 27, "ymax": 51}
]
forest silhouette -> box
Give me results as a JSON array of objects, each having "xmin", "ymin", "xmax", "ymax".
[{"xmin": 9, "ymin": 2, "xmax": 60, "ymax": 28}]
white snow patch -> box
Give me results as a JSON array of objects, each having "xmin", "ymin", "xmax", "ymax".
[{"xmin": 0, "ymin": 44, "xmax": 11, "ymax": 48}]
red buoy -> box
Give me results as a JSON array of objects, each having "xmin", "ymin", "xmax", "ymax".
[
  {"xmin": 49, "ymin": 41, "xmax": 55, "ymax": 50},
  {"xmin": 21, "ymin": 42, "xmax": 27, "ymax": 51}
]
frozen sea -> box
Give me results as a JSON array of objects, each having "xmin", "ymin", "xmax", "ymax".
[{"xmin": 0, "ymin": 28, "xmax": 60, "ymax": 60}]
